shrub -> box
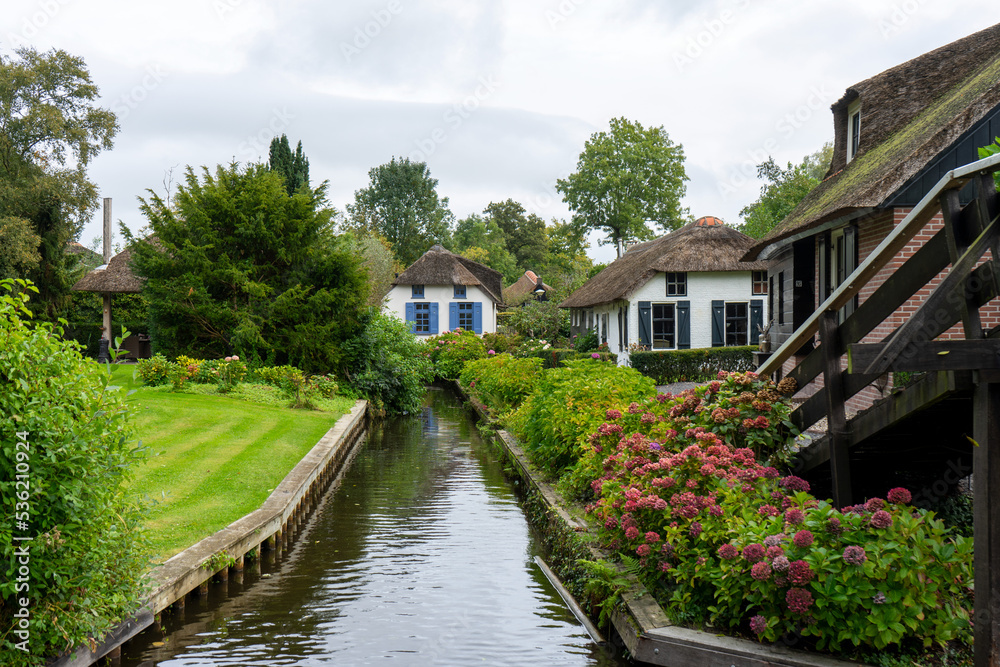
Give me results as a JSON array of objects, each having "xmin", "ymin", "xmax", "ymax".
[
  {"xmin": 523, "ymin": 346, "xmax": 618, "ymax": 368},
  {"xmin": 504, "ymin": 299, "xmax": 570, "ymax": 340},
  {"xmin": 308, "ymin": 374, "xmax": 339, "ymax": 398},
  {"xmin": 214, "ymin": 356, "xmax": 247, "ymax": 393},
  {"xmin": 0, "ymin": 280, "xmax": 148, "ymax": 665},
  {"xmin": 460, "ymin": 354, "xmax": 544, "ymax": 416},
  {"xmin": 343, "ymin": 312, "xmax": 433, "ymax": 415},
  {"xmin": 248, "ymin": 364, "xmax": 304, "ymax": 388},
  {"xmin": 582, "ymin": 372, "xmax": 972, "ymax": 654},
  {"xmin": 481, "ymin": 331, "xmax": 522, "ymax": 355},
  {"xmin": 428, "ymin": 328, "xmax": 486, "ymax": 379},
  {"xmin": 136, "ymin": 353, "xmax": 174, "ymax": 386},
  {"xmin": 630, "ymin": 346, "xmax": 756, "ymax": 384},
  {"xmin": 508, "ymin": 360, "xmax": 656, "ymax": 479},
  {"xmin": 573, "ymin": 328, "xmax": 600, "ymax": 353}
]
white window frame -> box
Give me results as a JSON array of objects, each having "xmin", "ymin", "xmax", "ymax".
[{"xmin": 847, "ymin": 100, "xmax": 861, "ymax": 163}]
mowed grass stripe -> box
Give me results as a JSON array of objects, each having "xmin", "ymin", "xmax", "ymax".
[{"xmin": 113, "ymin": 366, "xmax": 351, "ymax": 562}]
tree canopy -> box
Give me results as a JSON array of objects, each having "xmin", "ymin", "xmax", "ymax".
[
  {"xmin": 268, "ymin": 134, "xmax": 310, "ymax": 196},
  {"xmin": 344, "ymin": 157, "xmax": 453, "ymax": 267},
  {"xmin": 130, "ymin": 163, "xmax": 368, "ymax": 372},
  {"xmin": 0, "ymin": 47, "xmax": 118, "ymax": 317},
  {"xmin": 556, "ymin": 117, "xmax": 689, "ymax": 257},
  {"xmin": 737, "ymin": 143, "xmax": 833, "ymax": 239},
  {"xmin": 483, "ymin": 199, "xmax": 548, "ymax": 271}
]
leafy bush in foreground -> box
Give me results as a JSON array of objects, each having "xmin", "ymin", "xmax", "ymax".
[
  {"xmin": 428, "ymin": 328, "xmax": 487, "ymax": 379},
  {"xmin": 0, "ymin": 280, "xmax": 149, "ymax": 665},
  {"xmin": 584, "ymin": 372, "xmax": 972, "ymax": 654},
  {"xmin": 630, "ymin": 346, "xmax": 756, "ymax": 384},
  {"xmin": 343, "ymin": 312, "xmax": 432, "ymax": 415}
]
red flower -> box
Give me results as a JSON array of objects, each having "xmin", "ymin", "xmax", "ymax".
[
  {"xmin": 787, "ymin": 560, "xmax": 814, "ymax": 585},
  {"xmin": 717, "ymin": 544, "xmax": 738, "ymax": 560},
  {"xmin": 779, "ymin": 476, "xmax": 811, "ymax": 493},
  {"xmin": 842, "ymin": 545, "xmax": 867, "ymax": 565},
  {"xmin": 645, "ymin": 531, "xmax": 661, "ymax": 543},
  {"xmin": 751, "ymin": 561, "xmax": 772, "ymax": 581},
  {"xmin": 792, "ymin": 530, "xmax": 814, "ymax": 548},
  {"xmin": 784, "ymin": 508, "xmax": 805, "ymax": 525},
  {"xmin": 865, "ymin": 497, "xmax": 886, "ymax": 512},
  {"xmin": 742, "ymin": 543, "xmax": 766, "ymax": 563},
  {"xmin": 636, "ymin": 544, "xmax": 651, "ymax": 557},
  {"xmin": 786, "ymin": 587, "xmax": 813, "ymax": 615},
  {"xmin": 887, "ymin": 487, "xmax": 912, "ymax": 505},
  {"xmin": 870, "ymin": 509, "xmax": 893, "ymax": 529}
]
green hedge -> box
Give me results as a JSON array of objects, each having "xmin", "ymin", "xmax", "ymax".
[
  {"xmin": 629, "ymin": 346, "xmax": 756, "ymax": 384},
  {"xmin": 525, "ymin": 348, "xmax": 618, "ymax": 368}
]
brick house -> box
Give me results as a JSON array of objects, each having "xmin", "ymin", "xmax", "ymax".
[
  {"xmin": 385, "ymin": 244, "xmax": 503, "ymax": 335},
  {"xmin": 561, "ymin": 216, "xmax": 769, "ymax": 365},
  {"xmin": 743, "ymin": 22, "xmax": 1000, "ymax": 414}
]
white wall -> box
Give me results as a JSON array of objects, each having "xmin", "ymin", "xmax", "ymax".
[{"xmin": 384, "ymin": 284, "xmax": 498, "ymax": 334}]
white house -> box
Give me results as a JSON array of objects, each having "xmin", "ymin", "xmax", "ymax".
[
  {"xmin": 560, "ymin": 216, "xmax": 769, "ymax": 364},
  {"xmin": 385, "ymin": 244, "xmax": 504, "ymax": 335}
]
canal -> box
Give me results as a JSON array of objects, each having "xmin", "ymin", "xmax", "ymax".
[{"xmin": 122, "ymin": 386, "xmax": 630, "ymax": 666}]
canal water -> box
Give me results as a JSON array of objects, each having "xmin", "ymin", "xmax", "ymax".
[{"xmin": 122, "ymin": 386, "xmax": 630, "ymax": 666}]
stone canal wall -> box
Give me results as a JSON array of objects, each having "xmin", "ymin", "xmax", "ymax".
[{"xmin": 50, "ymin": 400, "xmax": 369, "ymax": 667}]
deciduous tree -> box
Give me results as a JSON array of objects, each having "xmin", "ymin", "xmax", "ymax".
[
  {"xmin": 738, "ymin": 143, "xmax": 832, "ymax": 239},
  {"xmin": 556, "ymin": 117, "xmax": 688, "ymax": 257}
]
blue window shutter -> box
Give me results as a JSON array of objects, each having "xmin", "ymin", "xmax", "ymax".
[
  {"xmin": 750, "ymin": 299, "xmax": 763, "ymax": 345},
  {"xmin": 677, "ymin": 301, "xmax": 691, "ymax": 349},
  {"xmin": 405, "ymin": 303, "xmax": 416, "ymax": 333},
  {"xmin": 430, "ymin": 303, "xmax": 439, "ymax": 334},
  {"xmin": 449, "ymin": 302, "xmax": 459, "ymax": 331},
  {"xmin": 637, "ymin": 301, "xmax": 651, "ymax": 347},
  {"xmin": 711, "ymin": 300, "xmax": 725, "ymax": 347},
  {"xmin": 473, "ymin": 302, "xmax": 483, "ymax": 334}
]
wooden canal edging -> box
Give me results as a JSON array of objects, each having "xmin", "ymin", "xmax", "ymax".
[
  {"xmin": 457, "ymin": 382, "xmax": 872, "ymax": 667},
  {"xmin": 48, "ymin": 400, "xmax": 369, "ymax": 667}
]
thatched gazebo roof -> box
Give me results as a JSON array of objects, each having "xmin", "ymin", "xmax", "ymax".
[
  {"xmin": 393, "ymin": 244, "xmax": 504, "ymax": 304},
  {"xmin": 561, "ymin": 217, "xmax": 767, "ymax": 309},
  {"xmin": 71, "ymin": 245, "xmax": 143, "ymax": 294},
  {"xmin": 745, "ymin": 21, "xmax": 1000, "ymax": 260},
  {"xmin": 503, "ymin": 270, "xmax": 553, "ymax": 302}
]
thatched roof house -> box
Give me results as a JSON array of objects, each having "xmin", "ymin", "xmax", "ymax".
[
  {"xmin": 745, "ymin": 21, "xmax": 1000, "ymax": 259},
  {"xmin": 504, "ymin": 270, "xmax": 553, "ymax": 304},
  {"xmin": 385, "ymin": 244, "xmax": 504, "ymax": 335},
  {"xmin": 562, "ymin": 217, "xmax": 768, "ymax": 358},
  {"xmin": 562, "ymin": 216, "xmax": 767, "ymax": 309},
  {"xmin": 71, "ymin": 245, "xmax": 144, "ymax": 294}
]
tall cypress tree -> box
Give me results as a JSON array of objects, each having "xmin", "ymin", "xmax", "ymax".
[{"xmin": 268, "ymin": 134, "xmax": 310, "ymax": 196}]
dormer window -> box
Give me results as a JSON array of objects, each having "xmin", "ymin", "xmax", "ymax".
[{"xmin": 847, "ymin": 100, "xmax": 861, "ymax": 162}]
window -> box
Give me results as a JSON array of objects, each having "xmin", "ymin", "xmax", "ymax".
[
  {"xmin": 457, "ymin": 302, "xmax": 474, "ymax": 330},
  {"xmin": 752, "ymin": 271, "xmax": 768, "ymax": 295},
  {"xmin": 665, "ymin": 272, "xmax": 687, "ymax": 296},
  {"xmin": 413, "ymin": 302, "xmax": 430, "ymax": 333},
  {"xmin": 847, "ymin": 100, "xmax": 861, "ymax": 162},
  {"xmin": 412, "ymin": 284, "xmax": 424, "ymax": 299},
  {"xmin": 777, "ymin": 272, "xmax": 785, "ymax": 325},
  {"xmin": 454, "ymin": 285, "xmax": 466, "ymax": 299},
  {"xmin": 601, "ymin": 313, "xmax": 609, "ymax": 344},
  {"xmin": 725, "ymin": 302, "xmax": 748, "ymax": 346},
  {"xmin": 652, "ymin": 304, "xmax": 676, "ymax": 349}
]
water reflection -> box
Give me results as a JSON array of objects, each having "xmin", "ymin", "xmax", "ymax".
[{"xmin": 123, "ymin": 387, "xmax": 628, "ymax": 666}]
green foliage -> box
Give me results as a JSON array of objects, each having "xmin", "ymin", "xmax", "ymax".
[
  {"xmin": 131, "ymin": 162, "xmax": 368, "ymax": 372},
  {"xmin": 578, "ymin": 371, "xmax": 970, "ymax": 654},
  {"xmin": 737, "ymin": 143, "xmax": 832, "ymax": 239},
  {"xmin": 451, "ymin": 213, "xmax": 519, "ymax": 285},
  {"xmin": 343, "ymin": 311, "xmax": 433, "ymax": 415},
  {"xmin": 427, "ymin": 328, "xmax": 487, "ymax": 379},
  {"xmin": 522, "ymin": 346, "xmax": 617, "ymax": 369},
  {"xmin": 268, "ymin": 134, "xmax": 310, "ymax": 196},
  {"xmin": 480, "ymin": 331, "xmax": 522, "ymax": 355},
  {"xmin": 509, "ymin": 360, "xmax": 655, "ymax": 477},
  {"xmin": 136, "ymin": 353, "xmax": 174, "ymax": 386},
  {"xmin": 556, "ymin": 117, "xmax": 689, "ymax": 257},
  {"xmin": 0, "ymin": 47, "xmax": 118, "ymax": 319},
  {"xmin": 341, "ymin": 231, "xmax": 399, "ymax": 308},
  {"xmin": 344, "ymin": 157, "xmax": 453, "ymax": 267},
  {"xmin": 0, "ymin": 279, "xmax": 148, "ymax": 665},
  {"xmin": 630, "ymin": 346, "xmax": 757, "ymax": 384},
  {"xmin": 978, "ymin": 136, "xmax": 1000, "ymax": 188},
  {"xmin": 460, "ymin": 354, "xmax": 544, "ymax": 416},
  {"xmin": 503, "ymin": 299, "xmax": 570, "ymax": 340},
  {"xmin": 572, "ymin": 328, "xmax": 599, "ymax": 353},
  {"xmin": 483, "ymin": 199, "xmax": 548, "ymax": 272},
  {"xmin": 576, "ymin": 558, "xmax": 634, "ymax": 627}
]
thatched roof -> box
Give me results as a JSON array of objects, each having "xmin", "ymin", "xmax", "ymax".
[
  {"xmin": 71, "ymin": 245, "xmax": 144, "ymax": 294},
  {"xmin": 745, "ymin": 21, "xmax": 1000, "ymax": 260},
  {"xmin": 393, "ymin": 244, "xmax": 503, "ymax": 303},
  {"xmin": 561, "ymin": 217, "xmax": 767, "ymax": 309},
  {"xmin": 504, "ymin": 270, "xmax": 553, "ymax": 301}
]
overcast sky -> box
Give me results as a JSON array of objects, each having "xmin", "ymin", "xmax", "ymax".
[{"xmin": 3, "ymin": 1, "xmax": 997, "ymax": 264}]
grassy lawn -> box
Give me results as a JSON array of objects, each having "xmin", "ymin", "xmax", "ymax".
[{"xmin": 108, "ymin": 365, "xmax": 355, "ymax": 563}]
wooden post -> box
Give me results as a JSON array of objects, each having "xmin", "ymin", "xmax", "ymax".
[
  {"xmin": 820, "ymin": 310, "xmax": 852, "ymax": 507},
  {"xmin": 974, "ymin": 378, "xmax": 1000, "ymax": 667}
]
